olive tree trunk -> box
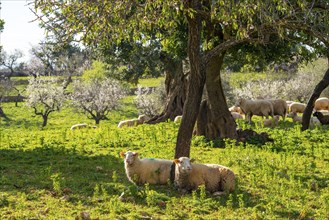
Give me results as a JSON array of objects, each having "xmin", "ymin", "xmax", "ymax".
[
  {"xmin": 302, "ymin": 67, "xmax": 329, "ymax": 130},
  {"xmin": 174, "ymin": 0, "xmax": 205, "ymax": 158},
  {"xmin": 147, "ymin": 59, "xmax": 187, "ymax": 124},
  {"xmin": 196, "ymin": 52, "xmax": 238, "ymax": 139}
]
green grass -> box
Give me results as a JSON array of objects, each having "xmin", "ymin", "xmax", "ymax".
[{"xmin": 1, "ymin": 93, "xmax": 329, "ymax": 219}]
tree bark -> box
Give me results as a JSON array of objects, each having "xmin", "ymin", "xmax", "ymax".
[
  {"xmin": 196, "ymin": 52, "xmax": 238, "ymax": 139},
  {"xmin": 302, "ymin": 67, "xmax": 329, "ymax": 130},
  {"xmin": 0, "ymin": 106, "xmax": 9, "ymax": 120},
  {"xmin": 147, "ymin": 59, "xmax": 187, "ymax": 124},
  {"xmin": 175, "ymin": 0, "xmax": 205, "ymax": 158},
  {"xmin": 42, "ymin": 115, "xmax": 48, "ymax": 127}
]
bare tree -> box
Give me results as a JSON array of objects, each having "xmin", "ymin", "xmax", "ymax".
[
  {"xmin": 26, "ymin": 78, "xmax": 65, "ymax": 127},
  {"xmin": 70, "ymin": 78, "xmax": 126, "ymax": 124}
]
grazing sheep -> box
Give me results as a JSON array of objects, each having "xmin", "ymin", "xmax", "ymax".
[
  {"xmin": 313, "ymin": 112, "xmax": 329, "ymax": 125},
  {"xmin": 267, "ymin": 99, "xmax": 288, "ymax": 120},
  {"xmin": 229, "ymin": 105, "xmax": 244, "ymax": 115},
  {"xmin": 231, "ymin": 112, "xmax": 243, "ymax": 120},
  {"xmin": 70, "ymin": 123, "xmax": 97, "ymax": 130},
  {"xmin": 262, "ymin": 115, "xmax": 280, "ymax": 127},
  {"xmin": 289, "ymin": 102, "xmax": 306, "ymax": 113},
  {"xmin": 314, "ymin": 97, "xmax": 329, "ymax": 111},
  {"xmin": 174, "ymin": 157, "xmax": 235, "ymax": 195},
  {"xmin": 174, "ymin": 115, "xmax": 182, "ymax": 123},
  {"xmin": 235, "ymin": 98, "xmax": 274, "ymax": 123},
  {"xmin": 120, "ymin": 151, "xmax": 173, "ymax": 185}
]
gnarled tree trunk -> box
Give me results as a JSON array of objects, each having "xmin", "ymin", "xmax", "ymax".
[
  {"xmin": 174, "ymin": 0, "xmax": 205, "ymax": 158},
  {"xmin": 196, "ymin": 52, "xmax": 238, "ymax": 139},
  {"xmin": 302, "ymin": 67, "xmax": 329, "ymax": 130},
  {"xmin": 0, "ymin": 106, "xmax": 9, "ymax": 120},
  {"xmin": 147, "ymin": 59, "xmax": 188, "ymax": 124}
]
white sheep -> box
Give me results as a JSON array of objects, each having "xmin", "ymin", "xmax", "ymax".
[
  {"xmin": 235, "ymin": 98, "xmax": 274, "ymax": 123},
  {"xmin": 262, "ymin": 115, "xmax": 280, "ymax": 127},
  {"xmin": 118, "ymin": 114, "xmax": 149, "ymax": 128},
  {"xmin": 287, "ymin": 112, "xmax": 321, "ymax": 127},
  {"xmin": 138, "ymin": 114, "xmax": 150, "ymax": 123},
  {"xmin": 120, "ymin": 151, "xmax": 173, "ymax": 185},
  {"xmin": 314, "ymin": 97, "xmax": 329, "ymax": 111},
  {"xmin": 229, "ymin": 105, "xmax": 244, "ymax": 115},
  {"xmin": 71, "ymin": 123, "xmax": 88, "ymax": 130},
  {"xmin": 231, "ymin": 112, "xmax": 243, "ymax": 120},
  {"xmin": 174, "ymin": 115, "xmax": 182, "ymax": 123},
  {"xmin": 267, "ymin": 99, "xmax": 288, "ymax": 120},
  {"xmin": 289, "ymin": 102, "xmax": 306, "ymax": 113},
  {"xmin": 70, "ymin": 123, "xmax": 96, "ymax": 130},
  {"xmin": 173, "ymin": 157, "xmax": 235, "ymax": 195}
]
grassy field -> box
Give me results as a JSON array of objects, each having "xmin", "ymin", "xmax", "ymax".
[{"xmin": 1, "ymin": 76, "xmax": 329, "ymax": 219}]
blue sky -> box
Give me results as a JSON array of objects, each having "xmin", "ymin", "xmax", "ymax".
[{"xmin": 0, "ymin": 0, "xmax": 45, "ymax": 61}]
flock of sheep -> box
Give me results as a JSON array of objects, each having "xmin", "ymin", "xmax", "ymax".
[
  {"xmin": 232, "ymin": 97, "xmax": 329, "ymax": 127},
  {"xmin": 120, "ymin": 151, "xmax": 235, "ymax": 196}
]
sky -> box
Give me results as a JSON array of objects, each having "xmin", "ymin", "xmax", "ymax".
[{"xmin": 0, "ymin": 0, "xmax": 45, "ymax": 61}]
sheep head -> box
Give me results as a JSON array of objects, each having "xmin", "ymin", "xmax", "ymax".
[
  {"xmin": 121, "ymin": 151, "xmax": 139, "ymax": 166},
  {"xmin": 313, "ymin": 112, "xmax": 322, "ymax": 118},
  {"xmin": 174, "ymin": 157, "xmax": 194, "ymax": 174}
]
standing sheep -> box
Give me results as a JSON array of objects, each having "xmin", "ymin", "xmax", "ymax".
[
  {"xmin": 235, "ymin": 98, "xmax": 274, "ymax": 123},
  {"xmin": 173, "ymin": 157, "xmax": 235, "ymax": 195},
  {"xmin": 120, "ymin": 151, "xmax": 174, "ymax": 185},
  {"xmin": 267, "ymin": 99, "xmax": 288, "ymax": 120},
  {"xmin": 289, "ymin": 102, "xmax": 306, "ymax": 113},
  {"xmin": 314, "ymin": 97, "xmax": 329, "ymax": 111}
]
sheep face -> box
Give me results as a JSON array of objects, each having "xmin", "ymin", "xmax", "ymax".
[
  {"xmin": 313, "ymin": 112, "xmax": 322, "ymax": 117},
  {"xmin": 174, "ymin": 157, "xmax": 193, "ymax": 175},
  {"xmin": 121, "ymin": 151, "xmax": 138, "ymax": 166}
]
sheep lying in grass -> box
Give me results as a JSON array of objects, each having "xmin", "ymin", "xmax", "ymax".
[
  {"xmin": 289, "ymin": 102, "xmax": 306, "ymax": 113},
  {"xmin": 70, "ymin": 123, "xmax": 97, "ymax": 130},
  {"xmin": 118, "ymin": 115, "xmax": 150, "ymax": 128},
  {"xmin": 173, "ymin": 157, "xmax": 235, "ymax": 196},
  {"xmin": 287, "ymin": 112, "xmax": 321, "ymax": 127},
  {"xmin": 174, "ymin": 115, "xmax": 182, "ymax": 123},
  {"xmin": 120, "ymin": 151, "xmax": 173, "ymax": 185},
  {"xmin": 267, "ymin": 99, "xmax": 288, "ymax": 120},
  {"xmin": 313, "ymin": 112, "xmax": 329, "ymax": 125},
  {"xmin": 235, "ymin": 98, "xmax": 274, "ymax": 123},
  {"xmin": 314, "ymin": 97, "xmax": 329, "ymax": 111},
  {"xmin": 262, "ymin": 115, "xmax": 280, "ymax": 127}
]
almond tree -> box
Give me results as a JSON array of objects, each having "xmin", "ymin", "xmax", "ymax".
[
  {"xmin": 70, "ymin": 78, "xmax": 126, "ymax": 124},
  {"xmin": 26, "ymin": 78, "xmax": 65, "ymax": 127}
]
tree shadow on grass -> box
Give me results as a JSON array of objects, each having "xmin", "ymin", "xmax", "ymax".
[{"xmin": 0, "ymin": 146, "xmax": 128, "ymax": 202}]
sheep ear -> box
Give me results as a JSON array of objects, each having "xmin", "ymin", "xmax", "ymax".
[
  {"xmin": 173, "ymin": 159, "xmax": 180, "ymax": 164},
  {"xmin": 133, "ymin": 152, "xmax": 138, "ymax": 157},
  {"xmin": 120, "ymin": 152, "xmax": 125, "ymax": 158},
  {"xmin": 190, "ymin": 158, "xmax": 195, "ymax": 163}
]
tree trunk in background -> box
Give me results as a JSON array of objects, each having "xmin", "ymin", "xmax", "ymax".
[
  {"xmin": 302, "ymin": 67, "xmax": 329, "ymax": 130},
  {"xmin": 175, "ymin": 0, "xmax": 205, "ymax": 158},
  {"xmin": 147, "ymin": 60, "xmax": 187, "ymax": 124},
  {"xmin": 196, "ymin": 53, "xmax": 238, "ymax": 139},
  {"xmin": 42, "ymin": 115, "xmax": 48, "ymax": 127}
]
